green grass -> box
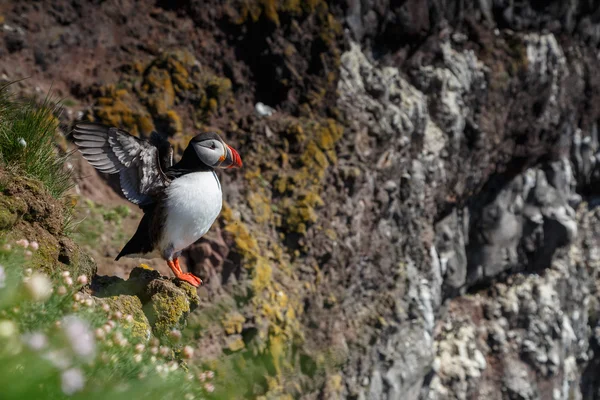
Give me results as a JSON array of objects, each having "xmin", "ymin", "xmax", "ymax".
[
  {"xmin": 0, "ymin": 241, "xmax": 219, "ymax": 400},
  {"xmin": 0, "ymin": 83, "xmax": 72, "ymax": 198}
]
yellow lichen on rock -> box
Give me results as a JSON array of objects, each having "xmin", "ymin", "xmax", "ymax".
[
  {"xmin": 100, "ymin": 296, "xmax": 151, "ymax": 339},
  {"xmin": 94, "ymin": 85, "xmax": 153, "ymax": 135},
  {"xmin": 222, "ymin": 311, "xmax": 245, "ymax": 335}
]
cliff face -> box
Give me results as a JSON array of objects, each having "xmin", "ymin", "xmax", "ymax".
[{"xmin": 1, "ymin": 1, "xmax": 600, "ymax": 398}]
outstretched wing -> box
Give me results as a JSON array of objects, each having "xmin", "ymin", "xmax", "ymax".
[{"xmin": 72, "ymin": 122, "xmax": 171, "ymax": 206}]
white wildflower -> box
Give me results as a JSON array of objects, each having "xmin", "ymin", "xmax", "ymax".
[
  {"xmin": 125, "ymin": 314, "xmax": 134, "ymax": 323},
  {"xmin": 167, "ymin": 361, "xmax": 178, "ymax": 372},
  {"xmin": 0, "ymin": 320, "xmax": 17, "ymax": 338},
  {"xmin": 206, "ymin": 370, "xmax": 214, "ymax": 379},
  {"xmin": 17, "ymin": 138, "xmax": 26, "ymax": 148},
  {"xmin": 150, "ymin": 346, "xmax": 158, "ymax": 355},
  {"xmin": 57, "ymin": 286, "xmax": 67, "ymax": 296},
  {"xmin": 24, "ymin": 250, "xmax": 32, "ymax": 258},
  {"xmin": 76, "ymin": 275, "xmax": 88, "ymax": 285},
  {"xmin": 61, "ymin": 316, "xmax": 95, "ymax": 360},
  {"xmin": 29, "ymin": 241, "xmax": 39, "ymax": 251},
  {"xmin": 23, "ymin": 332, "xmax": 48, "ymax": 351},
  {"xmin": 84, "ymin": 299, "xmax": 93, "ymax": 307},
  {"xmin": 43, "ymin": 349, "xmax": 71, "ymax": 370},
  {"xmin": 61, "ymin": 368, "xmax": 85, "ymax": 395},
  {"xmin": 64, "ymin": 276, "xmax": 73, "ymax": 286},
  {"xmin": 61, "ymin": 271, "xmax": 70, "ymax": 278},
  {"xmin": 24, "ymin": 273, "xmax": 52, "ymax": 302},
  {"xmin": 134, "ymin": 343, "xmax": 145, "ymax": 354},
  {"xmin": 73, "ymin": 293, "xmax": 82, "ymax": 302},
  {"xmin": 112, "ymin": 311, "xmax": 123, "ymax": 320},
  {"xmin": 101, "ymin": 303, "xmax": 111, "ymax": 312},
  {"xmin": 133, "ymin": 354, "xmax": 142, "ymax": 363},
  {"xmin": 0, "ymin": 265, "xmax": 6, "ymax": 288}
]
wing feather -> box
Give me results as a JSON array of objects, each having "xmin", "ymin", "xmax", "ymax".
[{"xmin": 72, "ymin": 122, "xmax": 171, "ymax": 206}]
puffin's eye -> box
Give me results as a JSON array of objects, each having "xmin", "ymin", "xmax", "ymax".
[{"xmin": 210, "ymin": 142, "xmax": 216, "ymax": 150}]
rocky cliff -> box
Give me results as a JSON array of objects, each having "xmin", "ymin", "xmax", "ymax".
[{"xmin": 2, "ymin": 1, "xmax": 600, "ymax": 398}]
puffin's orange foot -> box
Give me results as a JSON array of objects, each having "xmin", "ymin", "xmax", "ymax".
[
  {"xmin": 175, "ymin": 272, "xmax": 203, "ymax": 287},
  {"xmin": 167, "ymin": 259, "xmax": 203, "ymax": 287}
]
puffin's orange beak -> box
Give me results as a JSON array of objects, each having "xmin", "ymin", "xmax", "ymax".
[{"xmin": 221, "ymin": 145, "xmax": 242, "ymax": 169}]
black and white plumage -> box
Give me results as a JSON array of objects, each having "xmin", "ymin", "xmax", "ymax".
[{"xmin": 72, "ymin": 122, "xmax": 242, "ymax": 287}]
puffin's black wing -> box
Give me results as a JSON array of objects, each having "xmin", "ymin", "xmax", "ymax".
[
  {"xmin": 149, "ymin": 130, "xmax": 174, "ymax": 171},
  {"xmin": 72, "ymin": 122, "xmax": 171, "ymax": 206}
]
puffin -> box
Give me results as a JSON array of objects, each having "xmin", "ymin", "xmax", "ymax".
[{"xmin": 72, "ymin": 122, "xmax": 242, "ymax": 287}]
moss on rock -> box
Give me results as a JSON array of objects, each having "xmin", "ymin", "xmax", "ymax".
[{"xmin": 99, "ymin": 295, "xmax": 152, "ymax": 340}]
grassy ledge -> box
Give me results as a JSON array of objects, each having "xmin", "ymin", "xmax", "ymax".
[{"xmin": 0, "ymin": 83, "xmax": 71, "ymax": 198}]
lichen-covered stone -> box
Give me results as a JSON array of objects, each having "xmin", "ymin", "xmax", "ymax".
[
  {"xmin": 99, "ymin": 295, "xmax": 151, "ymax": 340},
  {"xmin": 144, "ymin": 279, "xmax": 199, "ymax": 340}
]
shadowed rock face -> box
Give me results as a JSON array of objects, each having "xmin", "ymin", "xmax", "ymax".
[{"xmin": 3, "ymin": 0, "xmax": 600, "ymax": 398}]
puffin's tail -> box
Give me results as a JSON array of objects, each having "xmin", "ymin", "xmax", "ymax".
[{"xmin": 115, "ymin": 211, "xmax": 154, "ymax": 260}]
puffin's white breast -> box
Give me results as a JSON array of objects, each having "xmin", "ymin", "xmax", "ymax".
[{"xmin": 160, "ymin": 171, "xmax": 222, "ymax": 253}]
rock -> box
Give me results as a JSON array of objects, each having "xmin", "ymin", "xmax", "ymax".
[{"xmin": 93, "ymin": 267, "xmax": 200, "ymax": 341}]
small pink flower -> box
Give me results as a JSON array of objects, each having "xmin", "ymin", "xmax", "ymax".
[
  {"xmin": 15, "ymin": 239, "xmax": 29, "ymax": 248},
  {"xmin": 76, "ymin": 275, "xmax": 88, "ymax": 285},
  {"xmin": 57, "ymin": 286, "xmax": 67, "ymax": 296},
  {"xmin": 134, "ymin": 343, "xmax": 145, "ymax": 354},
  {"xmin": 29, "ymin": 241, "xmax": 39, "ymax": 251},
  {"xmin": 95, "ymin": 328, "xmax": 105, "ymax": 340},
  {"xmin": 169, "ymin": 329, "xmax": 182, "ymax": 342},
  {"xmin": 182, "ymin": 345, "xmax": 194, "ymax": 359},
  {"xmin": 101, "ymin": 303, "xmax": 110, "ymax": 313},
  {"xmin": 159, "ymin": 346, "xmax": 170, "ymax": 357},
  {"xmin": 204, "ymin": 383, "xmax": 215, "ymax": 393}
]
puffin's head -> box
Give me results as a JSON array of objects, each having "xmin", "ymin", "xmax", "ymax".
[{"xmin": 189, "ymin": 132, "xmax": 242, "ymax": 169}]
